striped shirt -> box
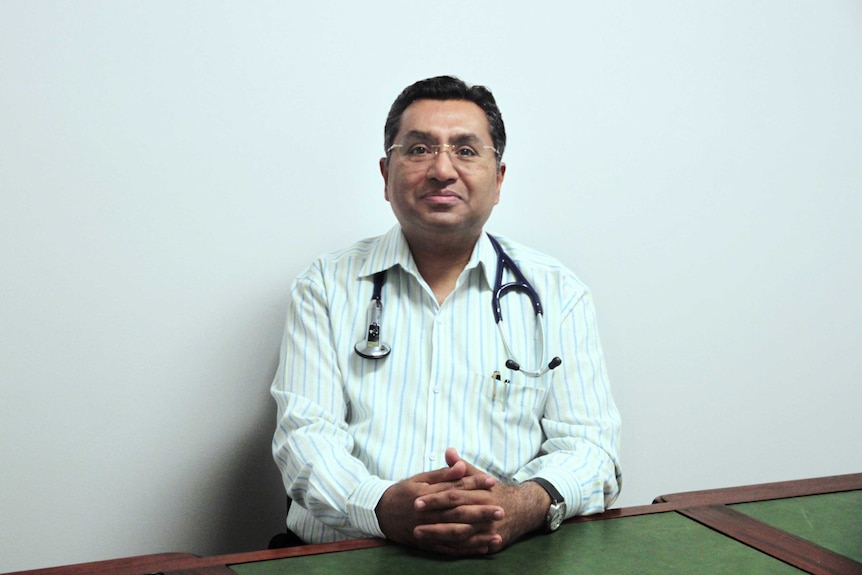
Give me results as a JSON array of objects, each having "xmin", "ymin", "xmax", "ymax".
[{"xmin": 271, "ymin": 225, "xmax": 622, "ymax": 542}]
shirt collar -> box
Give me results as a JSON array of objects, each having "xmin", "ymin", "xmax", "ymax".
[
  {"xmin": 474, "ymin": 231, "xmax": 498, "ymax": 291},
  {"xmin": 357, "ymin": 225, "xmax": 412, "ymax": 279},
  {"xmin": 358, "ymin": 225, "xmax": 499, "ymax": 292}
]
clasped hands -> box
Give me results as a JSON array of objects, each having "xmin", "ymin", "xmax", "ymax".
[{"xmin": 375, "ymin": 447, "xmax": 548, "ymax": 556}]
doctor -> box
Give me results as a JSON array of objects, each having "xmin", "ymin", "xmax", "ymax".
[{"xmin": 271, "ymin": 75, "xmax": 621, "ymax": 556}]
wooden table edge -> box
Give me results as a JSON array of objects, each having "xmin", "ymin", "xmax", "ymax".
[
  {"xmin": 2, "ymin": 553, "xmax": 200, "ymax": 575},
  {"xmin": 653, "ymin": 472, "xmax": 862, "ymax": 505}
]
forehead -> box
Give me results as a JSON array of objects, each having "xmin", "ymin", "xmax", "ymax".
[{"xmin": 396, "ymin": 99, "xmax": 492, "ymax": 142}]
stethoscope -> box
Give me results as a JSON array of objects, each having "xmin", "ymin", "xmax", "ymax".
[{"xmin": 354, "ymin": 234, "xmax": 562, "ymax": 378}]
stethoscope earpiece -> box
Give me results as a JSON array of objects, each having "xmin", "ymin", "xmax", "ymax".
[{"xmin": 506, "ymin": 356, "xmax": 562, "ymax": 375}]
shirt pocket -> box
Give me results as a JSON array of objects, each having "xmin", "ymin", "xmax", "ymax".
[
  {"xmin": 466, "ymin": 373, "xmax": 548, "ymax": 479},
  {"xmin": 473, "ymin": 372, "xmax": 548, "ymax": 414}
]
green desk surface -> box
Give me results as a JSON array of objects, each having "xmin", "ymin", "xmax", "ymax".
[
  {"xmin": 229, "ymin": 512, "xmax": 803, "ymax": 575},
  {"xmin": 731, "ymin": 490, "xmax": 862, "ymax": 563}
]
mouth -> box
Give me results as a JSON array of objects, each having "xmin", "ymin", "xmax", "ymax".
[{"xmin": 421, "ymin": 189, "xmax": 462, "ymax": 204}]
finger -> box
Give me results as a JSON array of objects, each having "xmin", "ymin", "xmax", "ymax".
[
  {"xmin": 416, "ymin": 484, "xmax": 499, "ymax": 510},
  {"xmin": 416, "ymin": 503, "xmax": 504, "ymax": 527},
  {"xmin": 442, "ymin": 473, "xmax": 497, "ymax": 493},
  {"xmin": 412, "ymin": 473, "xmax": 496, "ymax": 502},
  {"xmin": 414, "ymin": 524, "xmax": 503, "ymax": 555},
  {"xmin": 444, "ymin": 447, "xmax": 487, "ymax": 477},
  {"xmin": 413, "ymin": 480, "xmax": 493, "ymax": 511},
  {"xmin": 444, "ymin": 447, "xmax": 461, "ymax": 468},
  {"xmin": 410, "ymin": 461, "xmax": 467, "ymax": 486},
  {"xmin": 414, "ymin": 521, "xmax": 494, "ymax": 542},
  {"xmin": 415, "ymin": 479, "xmax": 497, "ymax": 510}
]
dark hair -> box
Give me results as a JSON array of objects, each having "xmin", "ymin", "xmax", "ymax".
[{"xmin": 383, "ymin": 76, "xmax": 506, "ymax": 165}]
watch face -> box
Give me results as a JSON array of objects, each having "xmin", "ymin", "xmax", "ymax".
[{"xmin": 548, "ymin": 502, "xmax": 566, "ymax": 531}]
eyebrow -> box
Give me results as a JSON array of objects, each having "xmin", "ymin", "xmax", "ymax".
[{"xmin": 400, "ymin": 130, "xmax": 487, "ymax": 146}]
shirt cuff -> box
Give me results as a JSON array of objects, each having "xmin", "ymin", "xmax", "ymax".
[
  {"xmin": 346, "ymin": 476, "xmax": 397, "ymax": 539},
  {"xmin": 525, "ymin": 469, "xmax": 584, "ymax": 520}
]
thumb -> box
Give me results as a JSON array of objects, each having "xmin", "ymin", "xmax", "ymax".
[
  {"xmin": 445, "ymin": 447, "xmax": 462, "ymax": 468},
  {"xmin": 444, "ymin": 447, "xmax": 486, "ymax": 476}
]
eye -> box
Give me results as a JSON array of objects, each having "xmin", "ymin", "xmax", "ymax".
[
  {"xmin": 454, "ymin": 146, "xmax": 478, "ymax": 157},
  {"xmin": 407, "ymin": 144, "xmax": 432, "ymax": 155}
]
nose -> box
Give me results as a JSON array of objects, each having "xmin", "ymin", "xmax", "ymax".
[{"xmin": 426, "ymin": 147, "xmax": 458, "ymax": 181}]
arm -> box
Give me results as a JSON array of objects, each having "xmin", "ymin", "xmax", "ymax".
[
  {"xmin": 515, "ymin": 289, "xmax": 622, "ymax": 517},
  {"xmin": 271, "ymin": 266, "xmax": 392, "ymax": 539},
  {"xmin": 410, "ymin": 288, "xmax": 621, "ymax": 554},
  {"xmin": 378, "ymin": 289, "xmax": 620, "ymax": 555}
]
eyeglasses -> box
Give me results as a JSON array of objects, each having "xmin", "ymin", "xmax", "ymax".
[{"xmin": 387, "ymin": 142, "xmax": 499, "ymax": 166}]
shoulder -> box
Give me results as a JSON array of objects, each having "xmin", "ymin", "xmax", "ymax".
[
  {"xmin": 318, "ymin": 235, "xmax": 382, "ymax": 266},
  {"xmin": 294, "ymin": 234, "xmax": 385, "ymax": 287},
  {"xmin": 488, "ymin": 234, "xmax": 583, "ymax": 281},
  {"xmin": 488, "ymin": 233, "xmax": 592, "ymax": 304}
]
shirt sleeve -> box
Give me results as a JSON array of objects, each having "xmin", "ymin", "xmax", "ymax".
[
  {"xmin": 514, "ymin": 287, "xmax": 623, "ymax": 518},
  {"xmin": 271, "ymin": 262, "xmax": 394, "ymax": 539}
]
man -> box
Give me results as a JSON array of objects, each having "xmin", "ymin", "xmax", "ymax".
[{"xmin": 271, "ymin": 76, "xmax": 621, "ymax": 556}]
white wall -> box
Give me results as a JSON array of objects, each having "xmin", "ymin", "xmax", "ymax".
[{"xmin": 2, "ymin": 1, "xmax": 860, "ymax": 571}]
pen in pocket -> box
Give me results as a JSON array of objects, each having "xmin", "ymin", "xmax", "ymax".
[{"xmin": 504, "ymin": 377, "xmax": 510, "ymax": 409}]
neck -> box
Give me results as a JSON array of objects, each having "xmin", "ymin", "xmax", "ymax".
[{"xmin": 405, "ymin": 230, "xmax": 480, "ymax": 305}]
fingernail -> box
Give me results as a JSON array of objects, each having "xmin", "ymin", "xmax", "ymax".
[{"xmin": 415, "ymin": 499, "xmax": 425, "ymax": 509}]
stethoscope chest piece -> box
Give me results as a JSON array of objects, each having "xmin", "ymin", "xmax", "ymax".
[
  {"xmin": 354, "ymin": 340, "xmax": 391, "ymax": 359},
  {"xmin": 354, "ymin": 271, "xmax": 391, "ymax": 360}
]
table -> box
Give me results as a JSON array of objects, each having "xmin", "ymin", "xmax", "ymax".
[{"xmin": 8, "ymin": 473, "xmax": 861, "ymax": 575}]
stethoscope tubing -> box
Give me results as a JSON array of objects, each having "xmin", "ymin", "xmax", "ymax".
[
  {"xmin": 487, "ymin": 234, "xmax": 560, "ymax": 377},
  {"xmin": 354, "ymin": 234, "xmax": 561, "ymax": 377}
]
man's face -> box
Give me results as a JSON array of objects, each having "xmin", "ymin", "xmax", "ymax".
[{"xmin": 380, "ymin": 99, "xmax": 506, "ymax": 245}]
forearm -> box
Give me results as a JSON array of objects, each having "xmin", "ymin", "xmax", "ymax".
[
  {"xmin": 273, "ymin": 384, "xmax": 391, "ymax": 537},
  {"xmin": 503, "ymin": 481, "xmax": 550, "ymax": 540},
  {"xmin": 272, "ymin": 271, "xmax": 392, "ymax": 538},
  {"xmin": 521, "ymin": 290, "xmax": 622, "ymax": 516},
  {"xmin": 516, "ymin": 443, "xmax": 621, "ymax": 517}
]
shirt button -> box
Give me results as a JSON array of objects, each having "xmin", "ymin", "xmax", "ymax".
[
  {"xmin": 429, "ymin": 453, "xmax": 437, "ymax": 462},
  {"xmin": 433, "ymin": 387, "xmax": 440, "ymax": 394}
]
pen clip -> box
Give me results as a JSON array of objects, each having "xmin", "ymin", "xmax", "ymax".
[{"xmin": 491, "ymin": 370, "xmax": 501, "ymax": 401}]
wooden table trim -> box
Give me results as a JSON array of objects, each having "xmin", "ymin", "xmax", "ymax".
[
  {"xmin": 678, "ymin": 504, "xmax": 862, "ymax": 575},
  {"xmin": 653, "ymin": 473, "xmax": 862, "ymax": 505},
  {"xmin": 3, "ymin": 553, "xmax": 201, "ymax": 575}
]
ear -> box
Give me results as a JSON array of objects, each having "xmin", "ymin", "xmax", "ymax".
[
  {"xmin": 379, "ymin": 157, "xmax": 390, "ymax": 201},
  {"xmin": 493, "ymin": 162, "xmax": 506, "ymax": 205}
]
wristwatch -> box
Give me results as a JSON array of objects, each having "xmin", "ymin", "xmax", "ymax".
[{"xmin": 527, "ymin": 477, "xmax": 566, "ymax": 533}]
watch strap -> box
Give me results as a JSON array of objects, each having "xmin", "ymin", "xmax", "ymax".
[{"xmin": 528, "ymin": 477, "xmax": 563, "ymax": 505}]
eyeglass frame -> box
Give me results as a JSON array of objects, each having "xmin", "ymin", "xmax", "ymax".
[{"xmin": 386, "ymin": 142, "xmax": 501, "ymax": 169}]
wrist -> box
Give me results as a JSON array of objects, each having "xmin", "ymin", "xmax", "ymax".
[
  {"xmin": 524, "ymin": 478, "xmax": 567, "ymax": 533},
  {"xmin": 518, "ymin": 481, "xmax": 552, "ymax": 533}
]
